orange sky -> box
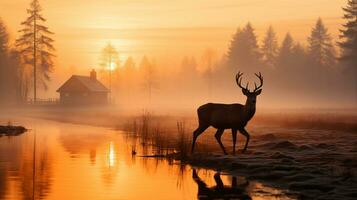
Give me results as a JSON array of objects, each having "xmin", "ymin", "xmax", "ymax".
[{"xmin": 0, "ymin": 0, "xmax": 346, "ymax": 96}]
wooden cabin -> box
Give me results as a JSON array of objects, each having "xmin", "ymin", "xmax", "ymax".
[{"xmin": 57, "ymin": 70, "xmax": 109, "ymax": 105}]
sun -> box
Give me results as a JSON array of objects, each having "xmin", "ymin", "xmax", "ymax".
[{"xmin": 108, "ymin": 61, "xmax": 116, "ymax": 71}]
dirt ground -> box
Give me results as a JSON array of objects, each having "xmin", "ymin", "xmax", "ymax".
[{"xmin": 189, "ymin": 124, "xmax": 357, "ymax": 200}]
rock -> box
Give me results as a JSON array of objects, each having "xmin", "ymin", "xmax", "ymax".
[{"xmin": 0, "ymin": 125, "xmax": 27, "ymax": 136}]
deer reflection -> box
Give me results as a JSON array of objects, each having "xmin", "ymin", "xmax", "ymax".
[{"xmin": 192, "ymin": 169, "xmax": 251, "ymax": 200}]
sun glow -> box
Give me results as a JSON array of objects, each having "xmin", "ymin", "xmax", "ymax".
[
  {"xmin": 108, "ymin": 141, "xmax": 116, "ymax": 167},
  {"xmin": 107, "ymin": 62, "xmax": 116, "ymax": 71}
]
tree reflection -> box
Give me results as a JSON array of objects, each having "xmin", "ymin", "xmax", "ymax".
[
  {"xmin": 0, "ymin": 167, "xmax": 6, "ymax": 200},
  {"xmin": 0, "ymin": 132, "xmax": 53, "ymax": 200}
]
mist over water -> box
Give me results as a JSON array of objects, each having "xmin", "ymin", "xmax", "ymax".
[
  {"xmin": 0, "ymin": 118, "xmax": 295, "ymax": 200},
  {"xmin": 0, "ymin": 1, "xmax": 356, "ymax": 199}
]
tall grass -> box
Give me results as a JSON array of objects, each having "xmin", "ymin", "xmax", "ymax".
[
  {"xmin": 123, "ymin": 111, "xmax": 192, "ymax": 160},
  {"xmin": 176, "ymin": 121, "xmax": 190, "ymax": 159}
]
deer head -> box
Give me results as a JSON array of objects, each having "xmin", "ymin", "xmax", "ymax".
[{"xmin": 235, "ymin": 71, "xmax": 263, "ymax": 106}]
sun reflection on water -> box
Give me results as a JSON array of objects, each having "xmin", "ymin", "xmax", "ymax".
[
  {"xmin": 108, "ymin": 141, "xmax": 115, "ymax": 167},
  {"xmin": 0, "ymin": 118, "xmax": 297, "ymax": 200}
]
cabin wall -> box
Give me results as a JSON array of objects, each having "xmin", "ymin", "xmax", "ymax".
[{"xmin": 59, "ymin": 92, "xmax": 108, "ymax": 105}]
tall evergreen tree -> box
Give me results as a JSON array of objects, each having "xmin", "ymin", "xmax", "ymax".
[
  {"xmin": 140, "ymin": 56, "xmax": 158, "ymax": 104},
  {"xmin": 339, "ymin": 0, "xmax": 357, "ymax": 99},
  {"xmin": 277, "ymin": 33, "xmax": 294, "ymax": 68},
  {"xmin": 118, "ymin": 56, "xmax": 136, "ymax": 102},
  {"xmin": 308, "ymin": 18, "xmax": 336, "ymax": 68},
  {"xmin": 123, "ymin": 56, "xmax": 136, "ymax": 76},
  {"xmin": 339, "ymin": 0, "xmax": 357, "ymax": 69},
  {"xmin": 226, "ymin": 23, "xmax": 261, "ymax": 73},
  {"xmin": 262, "ymin": 26, "xmax": 279, "ymax": 68},
  {"xmin": 0, "ymin": 18, "xmax": 10, "ymax": 103},
  {"xmin": 202, "ymin": 48, "xmax": 216, "ymax": 99},
  {"xmin": 10, "ymin": 50, "xmax": 30, "ymax": 103},
  {"xmin": 0, "ymin": 20, "xmax": 27, "ymax": 104},
  {"xmin": 339, "ymin": 0, "xmax": 357, "ymax": 65},
  {"xmin": 16, "ymin": 0, "xmax": 55, "ymax": 102},
  {"xmin": 0, "ymin": 19, "xmax": 8, "ymax": 58}
]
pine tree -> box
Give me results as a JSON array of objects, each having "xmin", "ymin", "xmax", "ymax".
[
  {"xmin": 0, "ymin": 19, "xmax": 8, "ymax": 58},
  {"xmin": 16, "ymin": 0, "xmax": 55, "ymax": 102},
  {"xmin": 120, "ymin": 56, "xmax": 136, "ymax": 101},
  {"xmin": 0, "ymin": 18, "xmax": 10, "ymax": 103},
  {"xmin": 339, "ymin": 0, "xmax": 357, "ymax": 68},
  {"xmin": 10, "ymin": 50, "xmax": 30, "ymax": 103},
  {"xmin": 122, "ymin": 56, "xmax": 136, "ymax": 86},
  {"xmin": 201, "ymin": 48, "xmax": 216, "ymax": 99},
  {"xmin": 277, "ymin": 33, "xmax": 294, "ymax": 67},
  {"xmin": 140, "ymin": 56, "xmax": 158, "ymax": 105},
  {"xmin": 262, "ymin": 26, "xmax": 279, "ymax": 68},
  {"xmin": 226, "ymin": 23, "xmax": 261, "ymax": 73},
  {"xmin": 123, "ymin": 56, "xmax": 136, "ymax": 76},
  {"xmin": 308, "ymin": 18, "xmax": 336, "ymax": 68}
]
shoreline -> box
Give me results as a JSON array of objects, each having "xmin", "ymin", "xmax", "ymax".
[{"xmin": 1, "ymin": 112, "xmax": 357, "ymax": 199}]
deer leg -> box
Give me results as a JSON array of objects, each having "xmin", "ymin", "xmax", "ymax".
[
  {"xmin": 191, "ymin": 125, "xmax": 209, "ymax": 153},
  {"xmin": 239, "ymin": 128, "xmax": 250, "ymax": 153},
  {"xmin": 232, "ymin": 129, "xmax": 238, "ymax": 155},
  {"xmin": 215, "ymin": 129, "xmax": 227, "ymax": 155},
  {"xmin": 192, "ymin": 169, "xmax": 207, "ymax": 187},
  {"xmin": 231, "ymin": 176, "xmax": 237, "ymax": 188},
  {"xmin": 214, "ymin": 172, "xmax": 224, "ymax": 188}
]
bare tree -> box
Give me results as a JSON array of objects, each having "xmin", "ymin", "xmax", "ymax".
[
  {"xmin": 140, "ymin": 56, "xmax": 158, "ymax": 106},
  {"xmin": 99, "ymin": 42, "xmax": 119, "ymax": 95}
]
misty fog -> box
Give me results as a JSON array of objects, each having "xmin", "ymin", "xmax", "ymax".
[{"xmin": 0, "ymin": 15, "xmax": 356, "ymax": 113}]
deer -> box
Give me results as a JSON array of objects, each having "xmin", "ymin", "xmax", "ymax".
[{"xmin": 191, "ymin": 71, "xmax": 263, "ymax": 155}]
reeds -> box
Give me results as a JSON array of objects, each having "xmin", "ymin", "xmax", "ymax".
[
  {"xmin": 176, "ymin": 121, "xmax": 190, "ymax": 159},
  {"xmin": 123, "ymin": 111, "xmax": 192, "ymax": 160}
]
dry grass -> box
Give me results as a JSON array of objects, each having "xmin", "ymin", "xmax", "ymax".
[
  {"xmin": 253, "ymin": 112, "xmax": 357, "ymax": 132},
  {"xmin": 176, "ymin": 121, "xmax": 190, "ymax": 159},
  {"xmin": 122, "ymin": 111, "xmax": 193, "ymax": 159}
]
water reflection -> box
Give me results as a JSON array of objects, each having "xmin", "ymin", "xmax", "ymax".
[
  {"xmin": 0, "ymin": 118, "xmax": 295, "ymax": 200},
  {"xmin": 108, "ymin": 142, "xmax": 116, "ymax": 167},
  {"xmin": 101, "ymin": 141, "xmax": 119, "ymax": 187},
  {"xmin": 0, "ymin": 166, "xmax": 6, "ymax": 199},
  {"xmin": 0, "ymin": 130, "xmax": 53, "ymax": 200},
  {"xmin": 192, "ymin": 169, "xmax": 251, "ymax": 199}
]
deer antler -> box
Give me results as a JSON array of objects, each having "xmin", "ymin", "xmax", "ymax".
[
  {"xmin": 235, "ymin": 71, "xmax": 249, "ymax": 91},
  {"xmin": 253, "ymin": 72, "xmax": 263, "ymax": 92}
]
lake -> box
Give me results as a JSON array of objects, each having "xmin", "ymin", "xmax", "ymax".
[{"xmin": 0, "ymin": 118, "xmax": 294, "ymax": 200}]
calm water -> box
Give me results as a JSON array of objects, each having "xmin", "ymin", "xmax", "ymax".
[{"xmin": 0, "ymin": 118, "xmax": 294, "ymax": 200}]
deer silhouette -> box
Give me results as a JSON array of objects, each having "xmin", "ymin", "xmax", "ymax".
[
  {"xmin": 192, "ymin": 169, "xmax": 251, "ymax": 200},
  {"xmin": 191, "ymin": 72, "xmax": 263, "ymax": 155}
]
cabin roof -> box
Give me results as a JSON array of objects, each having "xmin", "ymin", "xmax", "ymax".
[{"xmin": 56, "ymin": 75, "xmax": 109, "ymax": 93}]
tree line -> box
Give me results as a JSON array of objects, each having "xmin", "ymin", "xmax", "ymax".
[
  {"xmin": 101, "ymin": 1, "xmax": 356, "ymax": 109},
  {"xmin": 0, "ymin": 0, "xmax": 356, "ymax": 108}
]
